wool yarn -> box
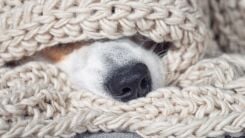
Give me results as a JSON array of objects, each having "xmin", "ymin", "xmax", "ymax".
[{"xmin": 0, "ymin": 0, "xmax": 244, "ymax": 137}]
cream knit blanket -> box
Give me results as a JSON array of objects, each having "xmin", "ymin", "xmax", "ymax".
[{"xmin": 0, "ymin": 0, "xmax": 244, "ymax": 137}]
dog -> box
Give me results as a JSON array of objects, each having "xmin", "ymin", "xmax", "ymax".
[{"xmin": 8, "ymin": 38, "xmax": 169, "ymax": 102}]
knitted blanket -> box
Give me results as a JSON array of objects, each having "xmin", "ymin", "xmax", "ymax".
[{"xmin": 0, "ymin": 0, "xmax": 244, "ymax": 137}]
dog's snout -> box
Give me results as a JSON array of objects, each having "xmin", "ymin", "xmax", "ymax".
[{"xmin": 105, "ymin": 63, "xmax": 152, "ymax": 102}]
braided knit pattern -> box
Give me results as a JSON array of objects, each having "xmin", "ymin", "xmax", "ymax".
[
  {"xmin": 202, "ymin": 0, "xmax": 245, "ymax": 54},
  {"xmin": 0, "ymin": 0, "xmax": 244, "ymax": 137}
]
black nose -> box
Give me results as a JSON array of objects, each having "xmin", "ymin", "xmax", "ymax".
[{"xmin": 105, "ymin": 63, "xmax": 152, "ymax": 102}]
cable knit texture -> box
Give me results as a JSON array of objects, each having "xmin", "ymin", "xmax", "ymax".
[{"xmin": 0, "ymin": 0, "xmax": 244, "ymax": 137}]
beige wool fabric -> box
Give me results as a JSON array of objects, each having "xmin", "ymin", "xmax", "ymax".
[{"xmin": 0, "ymin": 0, "xmax": 244, "ymax": 137}]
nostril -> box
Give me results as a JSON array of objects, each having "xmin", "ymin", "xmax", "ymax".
[
  {"xmin": 139, "ymin": 77, "xmax": 151, "ymax": 96},
  {"xmin": 140, "ymin": 78, "xmax": 148, "ymax": 90},
  {"xmin": 121, "ymin": 87, "xmax": 131, "ymax": 96}
]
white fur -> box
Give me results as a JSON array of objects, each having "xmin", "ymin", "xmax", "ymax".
[{"xmin": 56, "ymin": 39, "xmax": 166, "ymax": 98}]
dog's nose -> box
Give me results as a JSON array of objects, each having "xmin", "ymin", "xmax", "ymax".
[{"xmin": 105, "ymin": 63, "xmax": 152, "ymax": 102}]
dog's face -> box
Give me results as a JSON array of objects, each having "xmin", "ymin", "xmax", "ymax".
[{"xmin": 55, "ymin": 39, "xmax": 166, "ymax": 102}]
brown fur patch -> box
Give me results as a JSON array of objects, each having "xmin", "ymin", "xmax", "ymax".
[{"xmin": 41, "ymin": 41, "xmax": 92, "ymax": 63}]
